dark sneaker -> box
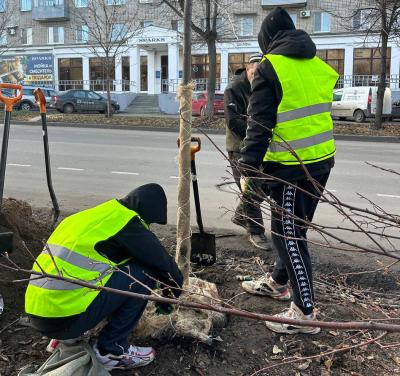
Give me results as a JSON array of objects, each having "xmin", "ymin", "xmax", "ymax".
[
  {"xmin": 93, "ymin": 343, "xmax": 155, "ymax": 370},
  {"xmin": 265, "ymin": 302, "xmax": 321, "ymax": 335},
  {"xmin": 231, "ymin": 215, "xmax": 247, "ymax": 229},
  {"xmin": 248, "ymin": 233, "xmax": 271, "ymax": 251},
  {"xmin": 241, "ymin": 272, "xmax": 291, "ymax": 301}
]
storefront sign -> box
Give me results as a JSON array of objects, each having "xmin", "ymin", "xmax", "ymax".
[
  {"xmin": 138, "ymin": 37, "xmax": 167, "ymax": 43},
  {"xmin": 0, "ymin": 54, "xmax": 54, "ymax": 86}
]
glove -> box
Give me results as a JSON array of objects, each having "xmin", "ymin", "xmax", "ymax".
[
  {"xmin": 155, "ymin": 302, "xmax": 174, "ymax": 315},
  {"xmin": 240, "ymin": 176, "xmax": 256, "ymax": 196}
]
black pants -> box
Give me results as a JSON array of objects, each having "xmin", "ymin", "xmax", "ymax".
[
  {"xmin": 228, "ymin": 151, "xmax": 264, "ymax": 235},
  {"xmin": 270, "ymin": 172, "xmax": 330, "ymax": 315},
  {"xmin": 33, "ymin": 262, "xmax": 156, "ymax": 355}
]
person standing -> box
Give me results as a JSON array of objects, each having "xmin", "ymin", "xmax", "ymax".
[
  {"xmin": 240, "ymin": 7, "xmax": 338, "ymax": 334},
  {"xmin": 224, "ymin": 54, "xmax": 269, "ymax": 251},
  {"xmin": 25, "ymin": 184, "xmax": 183, "ymax": 370}
]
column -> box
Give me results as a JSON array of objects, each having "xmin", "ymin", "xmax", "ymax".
[
  {"xmin": 147, "ymin": 51, "xmax": 156, "ymax": 94},
  {"xmin": 168, "ymin": 43, "xmax": 179, "ymax": 92},
  {"xmin": 53, "ymin": 55, "xmax": 59, "ymax": 91},
  {"xmin": 390, "ymin": 46, "xmax": 400, "ymax": 88},
  {"xmin": 343, "ymin": 46, "xmax": 353, "ymax": 88},
  {"xmin": 220, "ymin": 49, "xmax": 229, "ymax": 92},
  {"xmin": 115, "ymin": 56, "xmax": 122, "ymax": 92},
  {"xmin": 129, "ymin": 45, "xmax": 140, "ymax": 93},
  {"xmin": 82, "ymin": 55, "xmax": 90, "ymax": 90}
]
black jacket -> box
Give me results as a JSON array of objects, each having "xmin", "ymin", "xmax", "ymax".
[
  {"xmin": 240, "ymin": 10, "xmax": 334, "ymax": 182},
  {"xmin": 224, "ymin": 69, "xmax": 251, "ymax": 153}
]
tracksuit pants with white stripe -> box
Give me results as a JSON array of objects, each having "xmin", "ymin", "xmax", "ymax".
[{"xmin": 269, "ymin": 172, "xmax": 330, "ymax": 315}]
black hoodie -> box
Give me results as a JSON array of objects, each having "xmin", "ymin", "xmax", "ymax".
[
  {"xmin": 93, "ymin": 183, "xmax": 183, "ymax": 296},
  {"xmin": 240, "ymin": 7, "xmax": 334, "ymax": 182}
]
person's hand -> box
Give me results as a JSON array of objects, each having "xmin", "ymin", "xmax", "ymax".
[
  {"xmin": 240, "ymin": 176, "xmax": 255, "ymax": 196},
  {"xmin": 155, "ymin": 302, "xmax": 174, "ymax": 315}
]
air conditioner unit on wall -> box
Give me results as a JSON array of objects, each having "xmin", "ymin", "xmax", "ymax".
[
  {"xmin": 300, "ymin": 10, "xmax": 311, "ymax": 18},
  {"xmin": 7, "ymin": 27, "xmax": 17, "ymax": 36}
]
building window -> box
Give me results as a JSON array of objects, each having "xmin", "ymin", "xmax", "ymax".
[
  {"xmin": 21, "ymin": 27, "xmax": 33, "ymax": 45},
  {"xmin": 141, "ymin": 20, "xmax": 154, "ymax": 27},
  {"xmin": 48, "ymin": 26, "xmax": 64, "ymax": 44},
  {"xmin": 228, "ymin": 52, "xmax": 258, "ymax": 78},
  {"xmin": 314, "ymin": 12, "xmax": 330, "ymax": 33},
  {"xmin": 111, "ymin": 23, "xmax": 127, "ymax": 41},
  {"xmin": 90, "ymin": 57, "xmax": 115, "ymax": 91},
  {"xmin": 316, "ymin": 49, "xmax": 344, "ymax": 75},
  {"xmin": 353, "ymin": 9, "xmax": 374, "ymax": 30},
  {"xmin": 236, "ymin": 15, "xmax": 254, "ymax": 37},
  {"xmin": 289, "ymin": 13, "xmax": 297, "ymax": 27},
  {"xmin": 107, "ymin": 0, "xmax": 125, "ymax": 5},
  {"xmin": 34, "ymin": 0, "xmax": 64, "ymax": 6},
  {"xmin": 58, "ymin": 58, "xmax": 83, "ymax": 90},
  {"xmin": 75, "ymin": 0, "xmax": 87, "ymax": 7},
  {"xmin": 0, "ymin": 0, "xmax": 5, "ymax": 12},
  {"xmin": 192, "ymin": 54, "xmax": 221, "ymax": 80},
  {"xmin": 353, "ymin": 48, "xmax": 391, "ymax": 76},
  {"xmin": 20, "ymin": 0, "xmax": 32, "ymax": 11},
  {"xmin": 122, "ymin": 56, "xmax": 130, "ymax": 91},
  {"xmin": 171, "ymin": 19, "xmax": 184, "ymax": 32},
  {"xmin": 0, "ymin": 34, "xmax": 6, "ymax": 45},
  {"xmin": 76, "ymin": 25, "xmax": 89, "ymax": 43},
  {"xmin": 139, "ymin": 0, "xmax": 152, "ymax": 3}
]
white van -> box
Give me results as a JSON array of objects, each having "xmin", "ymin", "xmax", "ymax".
[{"xmin": 331, "ymin": 86, "xmax": 392, "ymax": 122}]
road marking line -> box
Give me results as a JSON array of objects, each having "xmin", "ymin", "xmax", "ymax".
[
  {"xmin": 111, "ymin": 171, "xmax": 139, "ymax": 176},
  {"xmin": 57, "ymin": 167, "xmax": 84, "ymax": 171},
  {"xmin": 377, "ymin": 193, "xmax": 400, "ymax": 199},
  {"xmin": 170, "ymin": 176, "xmax": 179, "ymax": 179},
  {"xmin": 7, "ymin": 163, "xmax": 31, "ymax": 167}
]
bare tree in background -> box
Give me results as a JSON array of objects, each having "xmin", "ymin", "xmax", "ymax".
[
  {"xmin": 332, "ymin": 0, "xmax": 400, "ymax": 129},
  {"xmin": 161, "ymin": 0, "xmax": 237, "ymax": 118},
  {"xmin": 0, "ymin": 0, "xmax": 19, "ymax": 57},
  {"xmin": 71, "ymin": 0, "xmax": 140, "ymax": 117}
]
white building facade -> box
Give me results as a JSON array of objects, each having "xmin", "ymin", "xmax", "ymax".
[{"xmin": 0, "ymin": 0, "xmax": 399, "ymax": 94}]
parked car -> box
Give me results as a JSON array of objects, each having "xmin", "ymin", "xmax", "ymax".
[
  {"xmin": 0, "ymin": 86, "xmax": 58, "ymax": 111},
  {"xmin": 331, "ymin": 86, "xmax": 391, "ymax": 123},
  {"xmin": 192, "ymin": 92, "xmax": 224, "ymax": 116},
  {"xmin": 390, "ymin": 88, "xmax": 400, "ymax": 119},
  {"xmin": 50, "ymin": 90, "xmax": 120, "ymax": 114}
]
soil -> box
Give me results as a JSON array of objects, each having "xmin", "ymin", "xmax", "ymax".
[{"xmin": 0, "ymin": 201, "xmax": 400, "ymax": 376}]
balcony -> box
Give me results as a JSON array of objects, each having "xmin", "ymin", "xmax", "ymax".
[
  {"xmin": 32, "ymin": 0, "xmax": 69, "ymax": 21},
  {"xmin": 261, "ymin": 0, "xmax": 306, "ymax": 7}
]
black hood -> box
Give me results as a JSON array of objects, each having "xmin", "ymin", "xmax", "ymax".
[
  {"xmin": 258, "ymin": 6, "xmax": 316, "ymax": 59},
  {"xmin": 119, "ymin": 183, "xmax": 167, "ymax": 225}
]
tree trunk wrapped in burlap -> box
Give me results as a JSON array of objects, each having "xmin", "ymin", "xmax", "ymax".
[{"xmin": 134, "ymin": 277, "xmax": 226, "ymax": 344}]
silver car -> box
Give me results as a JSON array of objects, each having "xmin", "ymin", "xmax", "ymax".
[{"xmin": 17, "ymin": 86, "xmax": 58, "ymax": 111}]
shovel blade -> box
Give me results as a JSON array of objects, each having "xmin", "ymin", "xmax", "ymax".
[{"xmin": 191, "ymin": 232, "xmax": 216, "ymax": 266}]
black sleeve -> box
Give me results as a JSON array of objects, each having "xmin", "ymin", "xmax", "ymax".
[
  {"xmin": 239, "ymin": 61, "xmax": 281, "ymax": 170},
  {"xmin": 224, "ymin": 86, "xmax": 247, "ymax": 139},
  {"xmin": 102, "ymin": 219, "xmax": 184, "ymax": 297}
]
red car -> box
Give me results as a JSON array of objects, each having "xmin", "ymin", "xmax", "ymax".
[{"xmin": 192, "ymin": 92, "xmax": 224, "ymax": 116}]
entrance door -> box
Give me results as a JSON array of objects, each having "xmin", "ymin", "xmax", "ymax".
[
  {"xmin": 161, "ymin": 55, "xmax": 168, "ymax": 92},
  {"xmin": 140, "ymin": 56, "xmax": 148, "ymax": 92}
]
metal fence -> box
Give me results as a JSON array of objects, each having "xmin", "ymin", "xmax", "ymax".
[
  {"xmin": 161, "ymin": 78, "xmax": 229, "ymax": 93},
  {"xmin": 336, "ymin": 75, "xmax": 400, "ymax": 88}
]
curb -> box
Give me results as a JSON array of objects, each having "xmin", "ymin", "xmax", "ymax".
[{"xmin": 13, "ymin": 121, "xmax": 400, "ymax": 142}]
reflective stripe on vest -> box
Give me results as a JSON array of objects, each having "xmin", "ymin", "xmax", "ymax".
[
  {"xmin": 261, "ymin": 54, "xmax": 339, "ymax": 165},
  {"xmin": 25, "ymin": 199, "xmax": 145, "ymax": 318}
]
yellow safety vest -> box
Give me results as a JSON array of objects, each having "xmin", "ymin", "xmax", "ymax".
[
  {"xmin": 25, "ymin": 199, "xmax": 147, "ymax": 318},
  {"xmin": 262, "ymin": 54, "xmax": 339, "ymax": 165}
]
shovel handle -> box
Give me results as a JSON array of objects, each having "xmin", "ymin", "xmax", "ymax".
[
  {"xmin": 177, "ymin": 137, "xmax": 201, "ymax": 161},
  {"xmin": 0, "ymin": 84, "xmax": 23, "ymax": 112},
  {"xmin": 34, "ymin": 88, "xmax": 47, "ymax": 114}
]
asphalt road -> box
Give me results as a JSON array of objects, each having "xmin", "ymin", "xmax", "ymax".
[{"xmin": 3, "ymin": 124, "xmax": 400, "ymax": 247}]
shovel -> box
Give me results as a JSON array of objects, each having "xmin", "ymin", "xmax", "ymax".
[
  {"xmin": 34, "ymin": 88, "xmax": 60, "ymax": 227},
  {"xmin": 0, "ymin": 83, "xmax": 23, "ymax": 255},
  {"xmin": 188, "ymin": 137, "xmax": 216, "ymax": 266}
]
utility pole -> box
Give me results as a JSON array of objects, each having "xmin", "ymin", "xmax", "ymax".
[{"xmin": 175, "ymin": 0, "xmax": 193, "ymax": 283}]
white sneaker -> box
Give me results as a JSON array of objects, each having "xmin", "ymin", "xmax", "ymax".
[
  {"xmin": 265, "ymin": 302, "xmax": 320, "ymax": 335},
  {"xmin": 93, "ymin": 343, "xmax": 155, "ymax": 370},
  {"xmin": 241, "ymin": 273, "xmax": 291, "ymax": 301}
]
